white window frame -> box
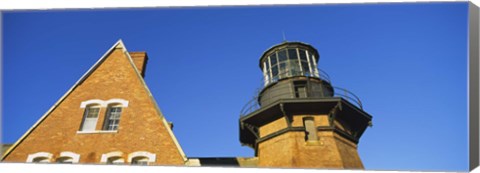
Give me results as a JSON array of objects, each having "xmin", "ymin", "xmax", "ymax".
[
  {"xmin": 80, "ymin": 104, "xmax": 101, "ymax": 132},
  {"xmin": 27, "ymin": 152, "xmax": 53, "ymax": 163},
  {"xmin": 103, "ymin": 104, "xmax": 123, "ymax": 131},
  {"xmin": 105, "ymin": 99, "xmax": 129, "ymax": 107},
  {"xmin": 128, "ymin": 151, "xmax": 156, "ymax": 165},
  {"xmin": 77, "ymin": 99, "xmax": 128, "ymax": 134}
]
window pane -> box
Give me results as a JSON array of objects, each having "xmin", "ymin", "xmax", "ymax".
[
  {"xmin": 288, "ymin": 49, "xmax": 297, "ymax": 60},
  {"xmin": 270, "ymin": 54, "xmax": 277, "ymax": 65},
  {"xmin": 271, "ymin": 66, "xmax": 278, "ymax": 78},
  {"xmin": 57, "ymin": 157, "xmax": 73, "ymax": 163},
  {"xmin": 105, "ymin": 107, "xmax": 122, "ymax": 131},
  {"xmin": 265, "ymin": 69, "xmax": 271, "ymax": 83},
  {"xmin": 301, "ymin": 61, "xmax": 310, "ymax": 75},
  {"xmin": 278, "ymin": 50, "xmax": 287, "ymax": 62},
  {"xmin": 81, "ymin": 107, "xmax": 99, "ymax": 131},
  {"xmin": 308, "ymin": 51, "xmax": 316, "ymax": 63},
  {"xmin": 289, "ymin": 60, "xmax": 301, "ymax": 75},
  {"xmin": 279, "ymin": 62, "xmax": 286, "ymax": 77},
  {"xmin": 299, "ymin": 49, "xmax": 307, "ymax": 61},
  {"xmin": 132, "ymin": 157, "xmax": 149, "ymax": 165},
  {"xmin": 86, "ymin": 108, "xmax": 99, "ymax": 118},
  {"xmin": 33, "ymin": 157, "xmax": 49, "ymax": 163}
]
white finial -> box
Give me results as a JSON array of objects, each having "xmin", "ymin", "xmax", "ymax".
[{"xmin": 282, "ymin": 31, "xmax": 287, "ymax": 42}]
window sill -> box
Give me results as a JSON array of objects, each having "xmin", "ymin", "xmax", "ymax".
[{"xmin": 76, "ymin": 130, "xmax": 118, "ymax": 134}]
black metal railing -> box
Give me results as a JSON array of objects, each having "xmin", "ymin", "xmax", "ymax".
[
  {"xmin": 332, "ymin": 86, "xmax": 363, "ymax": 110},
  {"xmin": 240, "ymin": 84, "xmax": 363, "ymax": 117}
]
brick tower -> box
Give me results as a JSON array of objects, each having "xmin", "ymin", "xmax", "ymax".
[{"xmin": 239, "ymin": 42, "xmax": 372, "ymax": 169}]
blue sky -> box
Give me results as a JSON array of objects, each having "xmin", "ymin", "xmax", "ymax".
[{"xmin": 2, "ymin": 2, "xmax": 469, "ymax": 171}]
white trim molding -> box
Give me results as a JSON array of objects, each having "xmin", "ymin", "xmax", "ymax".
[
  {"xmin": 128, "ymin": 151, "xmax": 156, "ymax": 163},
  {"xmin": 58, "ymin": 151, "xmax": 80, "ymax": 163},
  {"xmin": 76, "ymin": 130, "xmax": 118, "ymax": 134},
  {"xmin": 100, "ymin": 151, "xmax": 124, "ymax": 163},
  {"xmin": 80, "ymin": 99, "xmax": 104, "ymax": 108},
  {"xmin": 80, "ymin": 99, "xmax": 129, "ymax": 108},
  {"xmin": 105, "ymin": 98, "xmax": 129, "ymax": 107},
  {"xmin": 26, "ymin": 152, "xmax": 53, "ymax": 163}
]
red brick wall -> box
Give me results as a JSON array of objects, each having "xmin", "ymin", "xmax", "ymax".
[{"xmin": 257, "ymin": 115, "xmax": 364, "ymax": 169}]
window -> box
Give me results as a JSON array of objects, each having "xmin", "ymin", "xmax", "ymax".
[
  {"xmin": 107, "ymin": 156, "xmax": 124, "ymax": 164},
  {"xmin": 270, "ymin": 53, "xmax": 277, "ymax": 65},
  {"xmin": 303, "ymin": 117, "xmax": 318, "ymax": 141},
  {"xmin": 287, "ymin": 48, "xmax": 298, "ymax": 60},
  {"xmin": 101, "ymin": 151, "xmax": 124, "ymax": 164},
  {"xmin": 26, "ymin": 152, "xmax": 53, "ymax": 163},
  {"xmin": 278, "ymin": 49, "xmax": 287, "ymax": 61},
  {"xmin": 131, "ymin": 157, "xmax": 149, "ymax": 165},
  {"xmin": 103, "ymin": 105, "xmax": 122, "ymax": 131},
  {"xmin": 79, "ymin": 99, "xmax": 128, "ymax": 133},
  {"xmin": 80, "ymin": 105, "xmax": 100, "ymax": 131},
  {"xmin": 309, "ymin": 54, "xmax": 319, "ymax": 77},
  {"xmin": 32, "ymin": 157, "xmax": 50, "ymax": 163},
  {"xmin": 57, "ymin": 151, "xmax": 80, "ymax": 163},
  {"xmin": 128, "ymin": 151, "xmax": 156, "ymax": 165},
  {"xmin": 294, "ymin": 81, "xmax": 308, "ymax": 98},
  {"xmin": 262, "ymin": 47, "xmax": 322, "ymax": 86},
  {"xmin": 288, "ymin": 60, "xmax": 301, "ymax": 76},
  {"xmin": 56, "ymin": 157, "xmax": 73, "ymax": 163}
]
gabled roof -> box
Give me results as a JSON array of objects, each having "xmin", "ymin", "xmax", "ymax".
[{"xmin": 2, "ymin": 40, "xmax": 187, "ymax": 163}]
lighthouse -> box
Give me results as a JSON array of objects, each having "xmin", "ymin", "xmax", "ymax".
[{"xmin": 239, "ymin": 42, "xmax": 372, "ymax": 169}]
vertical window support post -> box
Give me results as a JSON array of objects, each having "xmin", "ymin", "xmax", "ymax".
[
  {"xmin": 305, "ymin": 50, "xmax": 313, "ymax": 77},
  {"xmin": 268, "ymin": 55, "xmax": 273, "ymax": 84},
  {"xmin": 311, "ymin": 54, "xmax": 319, "ymax": 77},
  {"xmin": 296, "ymin": 48, "xmax": 303, "ymax": 74}
]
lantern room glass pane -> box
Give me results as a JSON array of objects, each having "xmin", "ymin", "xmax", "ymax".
[
  {"xmin": 308, "ymin": 51, "xmax": 316, "ymax": 63},
  {"xmin": 289, "ymin": 60, "xmax": 301, "ymax": 75},
  {"xmin": 301, "ymin": 61, "xmax": 310, "ymax": 75},
  {"xmin": 287, "ymin": 48, "xmax": 298, "ymax": 60},
  {"xmin": 272, "ymin": 66, "xmax": 278, "ymax": 77},
  {"xmin": 279, "ymin": 62, "xmax": 287, "ymax": 77},
  {"xmin": 278, "ymin": 50, "xmax": 287, "ymax": 62},
  {"xmin": 299, "ymin": 49, "xmax": 307, "ymax": 61},
  {"xmin": 270, "ymin": 54, "xmax": 277, "ymax": 66}
]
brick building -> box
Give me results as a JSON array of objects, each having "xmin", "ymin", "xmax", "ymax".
[
  {"xmin": 1, "ymin": 41, "xmax": 186, "ymax": 165},
  {"xmin": 1, "ymin": 40, "xmax": 372, "ymax": 168}
]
